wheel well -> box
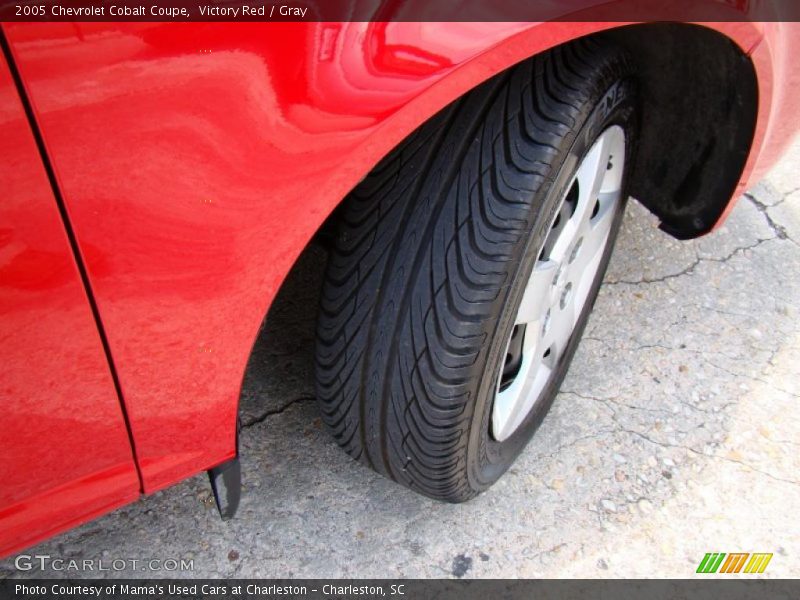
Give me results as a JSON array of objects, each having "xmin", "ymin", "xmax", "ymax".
[
  {"xmin": 314, "ymin": 24, "xmax": 759, "ymax": 243},
  {"xmin": 241, "ymin": 22, "xmax": 760, "ymax": 427},
  {"xmin": 599, "ymin": 23, "xmax": 759, "ymax": 238}
]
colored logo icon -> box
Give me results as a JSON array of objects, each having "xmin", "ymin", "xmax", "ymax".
[{"xmin": 696, "ymin": 553, "xmax": 773, "ymax": 574}]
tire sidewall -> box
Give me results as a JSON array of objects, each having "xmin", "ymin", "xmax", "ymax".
[{"xmin": 467, "ymin": 75, "xmax": 638, "ymax": 492}]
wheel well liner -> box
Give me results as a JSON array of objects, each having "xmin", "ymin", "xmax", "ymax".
[{"xmin": 600, "ymin": 24, "xmax": 758, "ymax": 238}]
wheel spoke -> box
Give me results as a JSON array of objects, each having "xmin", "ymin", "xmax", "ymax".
[
  {"xmin": 542, "ymin": 293, "xmax": 575, "ymax": 360},
  {"xmin": 548, "ymin": 218, "xmax": 578, "ymax": 265},
  {"xmin": 492, "ymin": 355, "xmax": 552, "ymax": 441},
  {"xmin": 573, "ymin": 133, "xmax": 612, "ymax": 228},
  {"xmin": 515, "ymin": 259, "xmax": 557, "ymax": 325},
  {"xmin": 572, "ymin": 191, "xmax": 618, "ymax": 274}
]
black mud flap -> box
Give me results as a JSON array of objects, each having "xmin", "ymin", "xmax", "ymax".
[{"xmin": 208, "ymin": 457, "xmax": 241, "ymax": 520}]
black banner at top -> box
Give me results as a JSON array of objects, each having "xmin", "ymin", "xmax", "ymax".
[{"xmin": 2, "ymin": 0, "xmax": 800, "ymax": 22}]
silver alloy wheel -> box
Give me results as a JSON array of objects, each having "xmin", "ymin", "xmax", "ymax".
[{"xmin": 491, "ymin": 125, "xmax": 626, "ymax": 442}]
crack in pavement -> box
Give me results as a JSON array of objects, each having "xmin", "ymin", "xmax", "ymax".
[
  {"xmin": 559, "ymin": 389, "xmax": 799, "ymax": 488},
  {"xmin": 745, "ymin": 192, "xmax": 800, "ymax": 247},
  {"xmin": 240, "ymin": 395, "xmax": 316, "ymax": 428},
  {"xmin": 534, "ymin": 427, "xmax": 617, "ymax": 461},
  {"xmin": 619, "ymin": 426, "xmax": 799, "ymax": 487},
  {"xmin": 615, "ymin": 338, "xmax": 797, "ymax": 400},
  {"xmin": 604, "ymin": 236, "xmax": 776, "ymax": 286}
]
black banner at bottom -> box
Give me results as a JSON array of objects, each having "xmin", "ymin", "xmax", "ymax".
[{"xmin": 2, "ymin": 580, "xmax": 799, "ymax": 600}]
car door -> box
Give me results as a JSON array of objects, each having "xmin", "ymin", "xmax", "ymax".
[{"xmin": 0, "ymin": 48, "xmax": 140, "ymax": 558}]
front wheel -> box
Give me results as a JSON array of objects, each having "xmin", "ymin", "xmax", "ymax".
[{"xmin": 315, "ymin": 38, "xmax": 637, "ymax": 501}]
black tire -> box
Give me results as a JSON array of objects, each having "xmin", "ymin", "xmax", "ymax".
[{"xmin": 315, "ymin": 38, "xmax": 637, "ymax": 502}]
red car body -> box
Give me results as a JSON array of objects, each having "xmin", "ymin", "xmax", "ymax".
[{"xmin": 1, "ymin": 16, "xmax": 798, "ymax": 557}]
